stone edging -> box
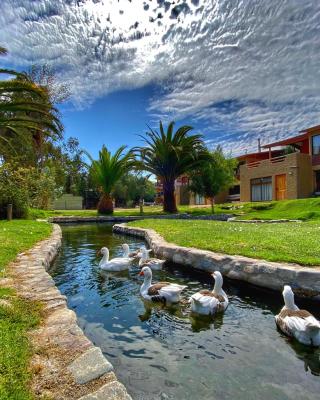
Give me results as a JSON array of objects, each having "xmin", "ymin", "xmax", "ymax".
[
  {"xmin": 228, "ymin": 218, "xmax": 302, "ymax": 223},
  {"xmin": 113, "ymin": 223, "xmax": 320, "ymax": 298},
  {"xmin": 49, "ymin": 213, "xmax": 231, "ymax": 224},
  {"xmin": 7, "ymin": 223, "xmax": 132, "ymax": 400}
]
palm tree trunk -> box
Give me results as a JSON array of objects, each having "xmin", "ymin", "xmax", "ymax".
[
  {"xmin": 97, "ymin": 193, "xmax": 114, "ymax": 214},
  {"xmin": 163, "ymin": 179, "xmax": 177, "ymax": 213}
]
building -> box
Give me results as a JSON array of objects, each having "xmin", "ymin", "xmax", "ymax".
[
  {"xmin": 239, "ymin": 124, "xmax": 320, "ymax": 202},
  {"xmin": 155, "ymin": 176, "xmax": 240, "ymax": 206},
  {"xmin": 53, "ymin": 194, "xmax": 83, "ymax": 210}
]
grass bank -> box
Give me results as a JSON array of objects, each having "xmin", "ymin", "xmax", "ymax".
[
  {"xmin": 29, "ymin": 198, "xmax": 320, "ymax": 221},
  {"xmin": 127, "ymin": 219, "xmax": 320, "ymax": 266},
  {"xmin": 0, "ymin": 220, "xmax": 52, "ymax": 272},
  {"xmin": 0, "ymin": 220, "xmax": 52, "ymax": 399}
]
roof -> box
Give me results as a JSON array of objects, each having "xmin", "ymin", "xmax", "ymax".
[
  {"xmin": 237, "ymin": 151, "xmax": 269, "ymax": 160},
  {"xmin": 261, "ymin": 133, "xmax": 308, "ymax": 149},
  {"xmin": 299, "ymin": 124, "xmax": 320, "ymax": 134},
  {"xmin": 237, "ymin": 149, "xmax": 283, "ymax": 160}
]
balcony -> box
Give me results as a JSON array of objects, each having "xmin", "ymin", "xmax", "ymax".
[
  {"xmin": 244, "ymin": 152, "xmax": 310, "ymax": 171},
  {"xmin": 246, "ymin": 155, "xmax": 287, "ymax": 169}
]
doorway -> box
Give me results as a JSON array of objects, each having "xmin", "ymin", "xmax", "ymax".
[
  {"xmin": 315, "ymin": 170, "xmax": 320, "ymax": 193},
  {"xmin": 275, "ymin": 174, "xmax": 287, "ymax": 200}
]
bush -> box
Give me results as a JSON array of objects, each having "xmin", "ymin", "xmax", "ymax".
[
  {"xmin": 0, "ymin": 163, "xmax": 57, "ymax": 219},
  {"xmin": 0, "ymin": 163, "xmax": 30, "ymax": 218}
]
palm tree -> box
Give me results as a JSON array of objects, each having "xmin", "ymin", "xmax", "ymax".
[
  {"xmin": 0, "ymin": 48, "xmax": 63, "ymax": 150},
  {"xmin": 88, "ymin": 145, "xmax": 135, "ymax": 214},
  {"xmin": 0, "ymin": 46, "xmax": 7, "ymax": 55},
  {"xmin": 134, "ymin": 121, "xmax": 210, "ymax": 213}
]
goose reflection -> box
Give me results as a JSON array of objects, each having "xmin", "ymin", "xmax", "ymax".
[
  {"xmin": 138, "ymin": 299, "xmax": 186, "ymax": 323},
  {"xmin": 189, "ymin": 311, "xmax": 225, "ymax": 332},
  {"xmin": 288, "ymin": 340, "xmax": 320, "ymax": 376}
]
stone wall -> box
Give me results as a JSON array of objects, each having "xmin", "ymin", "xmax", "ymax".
[
  {"xmin": 50, "ymin": 213, "xmax": 232, "ymax": 224},
  {"xmin": 8, "ymin": 224, "xmax": 131, "ymax": 400},
  {"xmin": 113, "ymin": 223, "xmax": 320, "ymax": 298}
]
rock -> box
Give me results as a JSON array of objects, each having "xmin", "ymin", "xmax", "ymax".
[
  {"xmin": 67, "ymin": 347, "xmax": 113, "ymax": 384},
  {"xmin": 78, "ymin": 381, "xmax": 132, "ymax": 400}
]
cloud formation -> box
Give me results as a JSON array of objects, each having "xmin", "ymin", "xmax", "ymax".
[{"xmin": 1, "ymin": 0, "xmax": 320, "ymax": 154}]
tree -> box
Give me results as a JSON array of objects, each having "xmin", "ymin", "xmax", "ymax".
[
  {"xmin": 134, "ymin": 121, "xmax": 210, "ymax": 213},
  {"xmin": 87, "ymin": 145, "xmax": 135, "ymax": 214},
  {"xmin": 27, "ymin": 64, "xmax": 70, "ymax": 104},
  {"xmin": 0, "ymin": 48, "xmax": 64, "ymax": 162},
  {"xmin": 0, "ymin": 46, "xmax": 7, "ymax": 55},
  {"xmin": 113, "ymin": 173, "xmax": 155, "ymax": 208},
  {"xmin": 189, "ymin": 146, "xmax": 237, "ymax": 213}
]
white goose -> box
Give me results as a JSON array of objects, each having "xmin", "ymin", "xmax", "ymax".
[
  {"xmin": 138, "ymin": 248, "xmax": 165, "ymax": 270},
  {"xmin": 189, "ymin": 271, "xmax": 229, "ymax": 315},
  {"xmin": 99, "ymin": 246, "xmax": 133, "ymax": 272},
  {"xmin": 122, "ymin": 243, "xmax": 141, "ymax": 259},
  {"xmin": 139, "ymin": 266, "xmax": 186, "ymax": 303},
  {"xmin": 275, "ymin": 285, "xmax": 320, "ymax": 347}
]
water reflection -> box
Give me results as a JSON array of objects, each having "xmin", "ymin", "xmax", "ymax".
[{"xmin": 51, "ymin": 223, "xmax": 320, "ymax": 400}]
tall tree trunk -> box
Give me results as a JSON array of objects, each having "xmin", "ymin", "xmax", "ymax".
[
  {"xmin": 163, "ymin": 179, "xmax": 177, "ymax": 213},
  {"xmin": 97, "ymin": 193, "xmax": 114, "ymax": 214}
]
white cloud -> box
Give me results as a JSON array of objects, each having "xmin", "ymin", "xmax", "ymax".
[{"xmin": 0, "ymin": 0, "xmax": 320, "ymax": 154}]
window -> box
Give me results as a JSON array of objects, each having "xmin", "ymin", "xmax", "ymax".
[
  {"xmin": 315, "ymin": 170, "xmax": 320, "ymax": 193},
  {"xmin": 229, "ymin": 185, "xmax": 240, "ymax": 195},
  {"xmin": 312, "ymin": 134, "xmax": 320, "ymax": 155},
  {"xmin": 195, "ymin": 194, "xmax": 205, "ymax": 205},
  {"xmin": 251, "ymin": 177, "xmax": 272, "ymax": 201}
]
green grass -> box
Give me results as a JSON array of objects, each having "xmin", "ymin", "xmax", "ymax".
[
  {"xmin": 0, "ymin": 220, "xmax": 51, "ymax": 399},
  {"xmin": 0, "ymin": 291, "xmax": 42, "ymax": 400},
  {"xmin": 128, "ymin": 219, "xmax": 320, "ymax": 266},
  {"xmin": 29, "ymin": 198, "xmax": 320, "ymax": 221},
  {"xmin": 0, "ymin": 220, "xmax": 52, "ymax": 272}
]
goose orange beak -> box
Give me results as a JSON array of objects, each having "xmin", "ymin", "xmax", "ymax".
[
  {"xmin": 96, "ymin": 249, "xmax": 101, "ymax": 256},
  {"xmin": 139, "ymin": 271, "xmax": 144, "ymax": 276}
]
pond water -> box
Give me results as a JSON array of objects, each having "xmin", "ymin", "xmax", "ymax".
[{"xmin": 51, "ymin": 223, "xmax": 320, "ymax": 400}]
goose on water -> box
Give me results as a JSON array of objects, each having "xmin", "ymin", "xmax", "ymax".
[
  {"xmin": 138, "ymin": 248, "xmax": 165, "ymax": 270},
  {"xmin": 189, "ymin": 271, "xmax": 229, "ymax": 316},
  {"xmin": 275, "ymin": 285, "xmax": 320, "ymax": 347},
  {"xmin": 99, "ymin": 245, "xmax": 133, "ymax": 271},
  {"xmin": 139, "ymin": 266, "xmax": 186, "ymax": 303},
  {"xmin": 122, "ymin": 243, "xmax": 141, "ymax": 259}
]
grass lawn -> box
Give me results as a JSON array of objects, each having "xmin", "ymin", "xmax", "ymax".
[
  {"xmin": 0, "ymin": 220, "xmax": 52, "ymax": 399},
  {"xmin": 29, "ymin": 197, "xmax": 320, "ymax": 221},
  {"xmin": 0, "ymin": 220, "xmax": 52, "ymax": 272},
  {"xmin": 127, "ymin": 219, "xmax": 320, "ymax": 266}
]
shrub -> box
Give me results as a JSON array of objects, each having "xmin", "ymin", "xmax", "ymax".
[
  {"xmin": 0, "ymin": 163, "xmax": 30, "ymax": 218},
  {"xmin": 0, "ymin": 163, "xmax": 57, "ymax": 219}
]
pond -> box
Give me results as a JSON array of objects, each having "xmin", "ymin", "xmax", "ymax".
[{"xmin": 51, "ymin": 223, "xmax": 320, "ymax": 400}]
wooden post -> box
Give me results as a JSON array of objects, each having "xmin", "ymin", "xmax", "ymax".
[{"xmin": 7, "ymin": 204, "xmax": 12, "ymax": 221}]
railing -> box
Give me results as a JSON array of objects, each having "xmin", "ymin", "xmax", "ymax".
[{"xmin": 247, "ymin": 155, "xmax": 287, "ymax": 169}]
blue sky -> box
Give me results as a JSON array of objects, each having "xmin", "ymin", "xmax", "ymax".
[{"xmin": 1, "ymin": 0, "xmax": 320, "ymax": 157}]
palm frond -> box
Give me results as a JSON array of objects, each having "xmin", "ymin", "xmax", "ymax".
[
  {"xmin": 88, "ymin": 145, "xmax": 135, "ymax": 196},
  {"xmin": 0, "ymin": 46, "xmax": 7, "ymax": 55},
  {"xmin": 135, "ymin": 120, "xmax": 210, "ymax": 182}
]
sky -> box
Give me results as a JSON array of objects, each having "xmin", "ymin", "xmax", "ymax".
[{"xmin": 1, "ymin": 0, "xmax": 320, "ymax": 157}]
